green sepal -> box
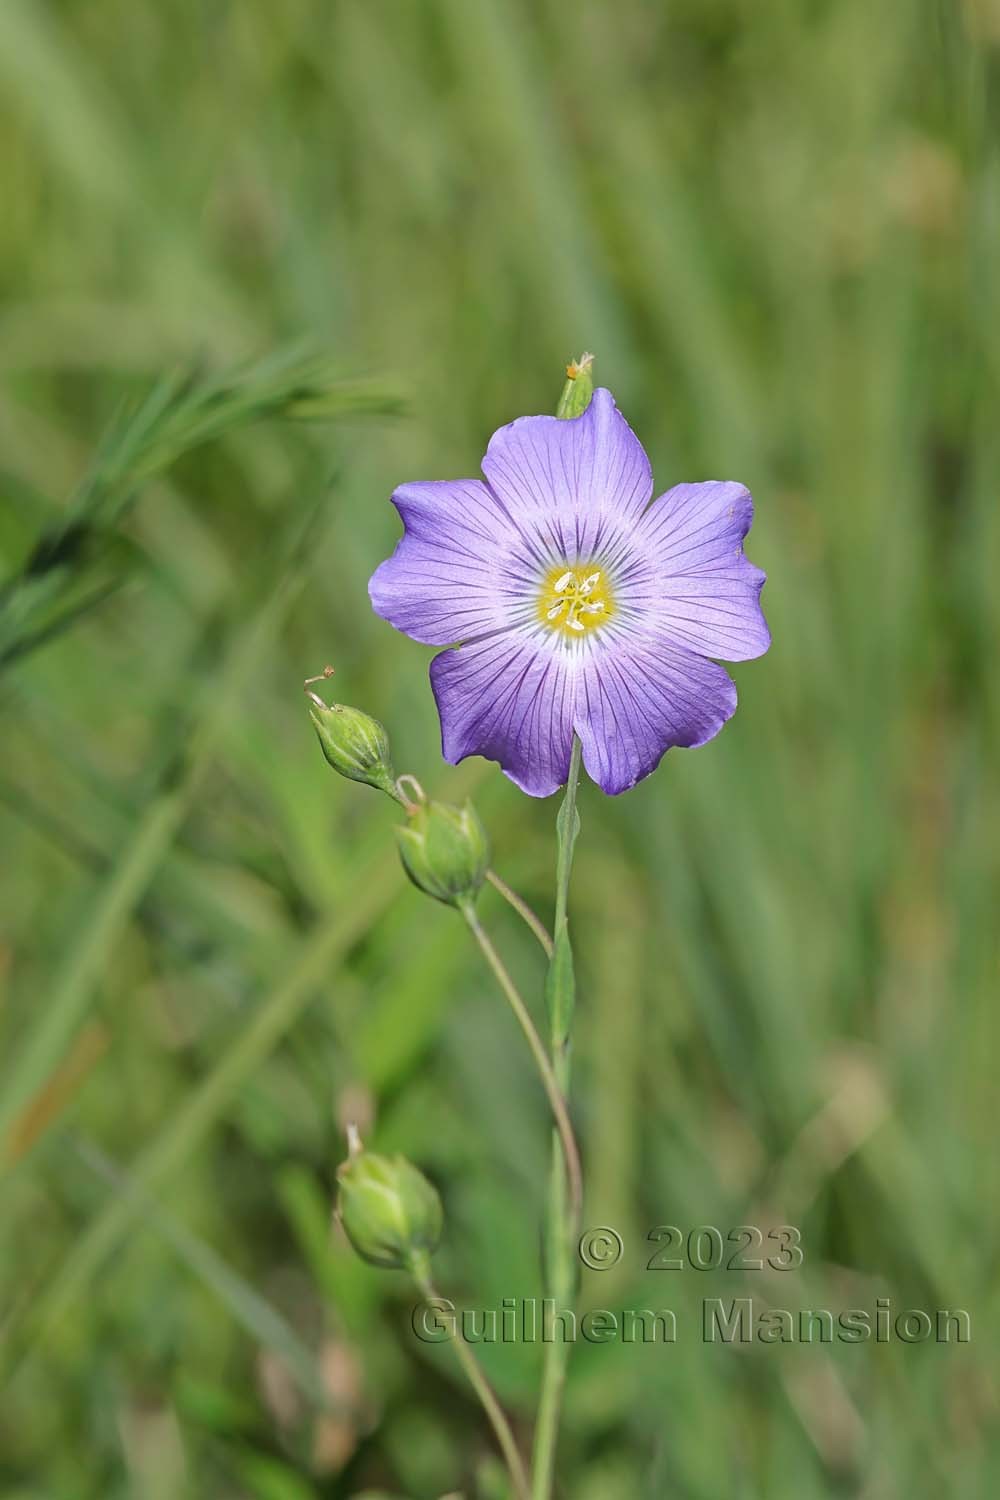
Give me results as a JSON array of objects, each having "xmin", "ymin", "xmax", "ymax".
[
  {"xmin": 556, "ymin": 353, "xmax": 595, "ymax": 419},
  {"xmin": 395, "ymin": 797, "xmax": 490, "ymax": 908},
  {"xmin": 336, "ymin": 1149, "xmax": 443, "ymax": 1273},
  {"xmin": 309, "ymin": 701, "xmax": 397, "ymax": 797}
]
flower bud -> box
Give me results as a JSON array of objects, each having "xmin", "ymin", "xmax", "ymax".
[
  {"xmin": 395, "ymin": 797, "xmax": 490, "ymax": 909},
  {"xmin": 336, "ymin": 1144, "xmax": 443, "ymax": 1274},
  {"xmin": 556, "ymin": 352, "xmax": 594, "ymax": 419},
  {"xmin": 309, "ymin": 701, "xmax": 397, "ymax": 797}
]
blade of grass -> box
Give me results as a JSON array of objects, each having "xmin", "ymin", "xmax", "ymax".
[
  {"xmin": 2, "ymin": 845, "xmax": 400, "ymax": 1381},
  {"xmin": 75, "ymin": 1141, "xmax": 332, "ymax": 1410},
  {"xmin": 0, "ymin": 351, "xmax": 402, "ymax": 668},
  {"xmin": 0, "ymin": 495, "xmax": 322, "ymax": 1165}
]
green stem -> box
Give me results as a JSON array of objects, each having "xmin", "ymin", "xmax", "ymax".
[
  {"xmin": 553, "ymin": 738, "xmax": 582, "ymax": 1004},
  {"xmin": 411, "ymin": 1260, "xmax": 531, "ymax": 1500},
  {"xmin": 461, "ymin": 906, "xmax": 582, "ymax": 1224},
  {"xmin": 531, "ymin": 735, "xmax": 583, "ymax": 1500},
  {"xmin": 486, "ymin": 867, "xmax": 554, "ymax": 958}
]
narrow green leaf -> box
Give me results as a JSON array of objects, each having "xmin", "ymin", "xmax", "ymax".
[{"xmin": 544, "ymin": 927, "xmax": 575, "ymax": 1051}]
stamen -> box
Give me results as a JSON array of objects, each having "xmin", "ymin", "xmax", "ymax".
[{"xmin": 537, "ymin": 562, "xmax": 614, "ymax": 637}]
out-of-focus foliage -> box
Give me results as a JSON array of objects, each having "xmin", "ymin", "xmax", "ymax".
[{"xmin": 0, "ymin": 1, "xmax": 997, "ymax": 1495}]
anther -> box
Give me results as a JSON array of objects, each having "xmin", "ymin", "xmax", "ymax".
[{"xmin": 538, "ymin": 560, "xmax": 613, "ymax": 636}]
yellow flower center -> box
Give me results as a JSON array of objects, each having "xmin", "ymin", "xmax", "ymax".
[{"xmin": 537, "ymin": 562, "xmax": 615, "ymax": 636}]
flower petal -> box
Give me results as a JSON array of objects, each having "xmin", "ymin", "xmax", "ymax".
[
  {"xmin": 369, "ymin": 479, "xmax": 536, "ymax": 645},
  {"xmin": 430, "ymin": 632, "xmax": 575, "ymax": 798},
  {"xmin": 482, "ymin": 387, "xmax": 653, "ymax": 560},
  {"xmin": 574, "ymin": 627, "xmax": 737, "ymax": 795},
  {"xmin": 628, "ymin": 481, "xmax": 770, "ymax": 661}
]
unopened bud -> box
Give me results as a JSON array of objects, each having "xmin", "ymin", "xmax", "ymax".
[
  {"xmin": 306, "ymin": 671, "xmax": 396, "ymax": 797},
  {"xmin": 556, "ymin": 352, "xmax": 595, "ymax": 419},
  {"xmin": 336, "ymin": 1142, "xmax": 443, "ymax": 1274},
  {"xmin": 395, "ymin": 789, "xmax": 489, "ymax": 909}
]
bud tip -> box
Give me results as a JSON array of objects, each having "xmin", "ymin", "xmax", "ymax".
[{"xmin": 304, "ymin": 663, "xmax": 336, "ymax": 708}]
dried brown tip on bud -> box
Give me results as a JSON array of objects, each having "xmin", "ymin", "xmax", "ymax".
[
  {"xmin": 395, "ymin": 774, "xmax": 427, "ymax": 813},
  {"xmin": 304, "ymin": 664, "xmax": 336, "ymax": 707}
]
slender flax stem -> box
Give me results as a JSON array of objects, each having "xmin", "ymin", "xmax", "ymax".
[
  {"xmin": 531, "ymin": 734, "xmax": 583, "ymax": 1500},
  {"xmin": 553, "ymin": 737, "xmax": 582, "ymax": 993},
  {"xmin": 461, "ymin": 905, "xmax": 582, "ymax": 1226},
  {"xmin": 411, "ymin": 1260, "xmax": 530, "ymax": 1500},
  {"xmin": 486, "ymin": 868, "xmax": 554, "ymax": 958}
]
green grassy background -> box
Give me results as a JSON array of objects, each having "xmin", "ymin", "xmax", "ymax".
[{"xmin": 1, "ymin": 1, "xmax": 997, "ymax": 1495}]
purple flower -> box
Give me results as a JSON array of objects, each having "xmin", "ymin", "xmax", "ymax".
[{"xmin": 369, "ymin": 388, "xmax": 769, "ymax": 797}]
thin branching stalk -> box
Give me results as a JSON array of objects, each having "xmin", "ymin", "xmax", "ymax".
[
  {"xmin": 411, "ymin": 1256, "xmax": 531, "ymax": 1500},
  {"xmin": 486, "ymin": 868, "xmax": 554, "ymax": 957},
  {"xmin": 461, "ymin": 905, "xmax": 582, "ymax": 1226}
]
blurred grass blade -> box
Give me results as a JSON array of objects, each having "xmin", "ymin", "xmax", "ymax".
[
  {"xmin": 3, "ymin": 849, "xmax": 400, "ymax": 1381},
  {"xmin": 0, "ymin": 493, "xmax": 325, "ymax": 1165},
  {"xmin": 76, "ymin": 1141, "xmax": 331, "ymax": 1410},
  {"xmin": 0, "ymin": 350, "xmax": 402, "ymax": 671},
  {"xmin": 0, "ymin": 576, "xmax": 126, "ymax": 670}
]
